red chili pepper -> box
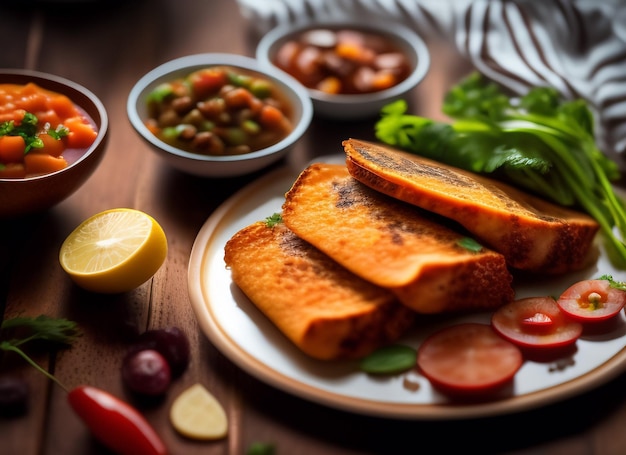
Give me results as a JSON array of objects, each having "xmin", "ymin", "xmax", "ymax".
[{"xmin": 67, "ymin": 385, "xmax": 168, "ymax": 455}]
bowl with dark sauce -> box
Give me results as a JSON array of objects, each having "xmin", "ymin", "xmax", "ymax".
[
  {"xmin": 127, "ymin": 53, "xmax": 313, "ymax": 177},
  {"xmin": 256, "ymin": 21, "xmax": 430, "ymax": 120}
]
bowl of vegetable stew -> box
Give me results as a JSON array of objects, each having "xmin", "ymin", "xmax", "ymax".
[
  {"xmin": 0, "ymin": 69, "xmax": 109, "ymax": 218},
  {"xmin": 127, "ymin": 53, "xmax": 313, "ymax": 177},
  {"xmin": 255, "ymin": 20, "xmax": 430, "ymax": 120}
]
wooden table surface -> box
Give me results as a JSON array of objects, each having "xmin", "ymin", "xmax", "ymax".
[{"xmin": 2, "ymin": 1, "xmax": 626, "ymax": 454}]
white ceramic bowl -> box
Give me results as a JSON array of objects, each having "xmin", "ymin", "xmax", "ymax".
[
  {"xmin": 127, "ymin": 53, "xmax": 313, "ymax": 178},
  {"xmin": 256, "ymin": 21, "xmax": 430, "ymax": 120}
]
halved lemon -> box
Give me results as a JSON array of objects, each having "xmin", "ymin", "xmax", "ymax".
[{"xmin": 59, "ymin": 208, "xmax": 168, "ymax": 294}]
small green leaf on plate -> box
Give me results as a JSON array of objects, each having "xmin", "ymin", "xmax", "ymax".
[
  {"xmin": 457, "ymin": 237, "xmax": 483, "ymax": 252},
  {"xmin": 265, "ymin": 213, "xmax": 282, "ymax": 228},
  {"xmin": 359, "ymin": 345, "xmax": 417, "ymax": 375}
]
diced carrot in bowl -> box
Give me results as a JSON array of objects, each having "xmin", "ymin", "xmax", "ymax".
[
  {"xmin": 0, "ymin": 162, "xmax": 26, "ymax": 179},
  {"xmin": 24, "ymin": 153, "xmax": 68, "ymax": 175},
  {"xmin": 64, "ymin": 116, "xmax": 98, "ymax": 149},
  {"xmin": 0, "ymin": 135, "xmax": 26, "ymax": 163},
  {"xmin": 36, "ymin": 133, "xmax": 66, "ymax": 157},
  {"xmin": 48, "ymin": 93, "xmax": 81, "ymax": 119}
]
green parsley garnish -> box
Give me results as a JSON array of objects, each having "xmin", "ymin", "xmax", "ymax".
[
  {"xmin": 265, "ymin": 213, "xmax": 283, "ymax": 227},
  {"xmin": 0, "ymin": 112, "xmax": 68, "ymax": 154},
  {"xmin": 599, "ymin": 274, "xmax": 626, "ymax": 291}
]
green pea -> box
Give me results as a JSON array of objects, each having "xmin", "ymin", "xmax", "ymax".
[
  {"xmin": 224, "ymin": 127, "xmax": 248, "ymax": 146},
  {"xmin": 359, "ymin": 345, "xmax": 417, "ymax": 375},
  {"xmin": 249, "ymin": 79, "xmax": 272, "ymax": 98},
  {"xmin": 161, "ymin": 126, "xmax": 180, "ymax": 141},
  {"xmin": 147, "ymin": 83, "xmax": 174, "ymax": 104},
  {"xmin": 199, "ymin": 120, "xmax": 215, "ymax": 132},
  {"xmin": 242, "ymin": 120, "xmax": 260, "ymax": 135}
]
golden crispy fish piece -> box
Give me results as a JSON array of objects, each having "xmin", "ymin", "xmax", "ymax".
[
  {"xmin": 343, "ymin": 138, "xmax": 599, "ymax": 274},
  {"xmin": 224, "ymin": 221, "xmax": 415, "ymax": 360},
  {"xmin": 282, "ymin": 163, "xmax": 514, "ymax": 314}
]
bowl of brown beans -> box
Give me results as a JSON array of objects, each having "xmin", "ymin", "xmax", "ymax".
[
  {"xmin": 256, "ymin": 21, "xmax": 430, "ymax": 120},
  {"xmin": 127, "ymin": 53, "xmax": 313, "ymax": 177}
]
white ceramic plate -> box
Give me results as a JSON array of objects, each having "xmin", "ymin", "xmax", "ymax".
[{"xmin": 187, "ymin": 160, "xmax": 626, "ymax": 420}]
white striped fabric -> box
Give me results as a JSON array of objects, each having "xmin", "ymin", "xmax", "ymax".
[{"xmin": 237, "ymin": 0, "xmax": 626, "ymax": 162}]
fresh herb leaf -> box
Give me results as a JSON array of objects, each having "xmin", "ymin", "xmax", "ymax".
[
  {"xmin": 0, "ymin": 315, "xmax": 80, "ymax": 391},
  {"xmin": 0, "ymin": 112, "xmax": 50, "ymax": 153},
  {"xmin": 247, "ymin": 442, "xmax": 276, "ymax": 455},
  {"xmin": 457, "ymin": 237, "xmax": 483, "ymax": 252},
  {"xmin": 265, "ymin": 213, "xmax": 282, "ymax": 228},
  {"xmin": 47, "ymin": 124, "xmax": 69, "ymax": 140},
  {"xmin": 1, "ymin": 315, "xmax": 81, "ymax": 347},
  {"xmin": 375, "ymin": 72, "xmax": 626, "ymax": 268},
  {"xmin": 0, "ymin": 120, "xmax": 16, "ymax": 136},
  {"xmin": 359, "ymin": 345, "xmax": 417, "ymax": 375},
  {"xmin": 599, "ymin": 274, "xmax": 626, "ymax": 291}
]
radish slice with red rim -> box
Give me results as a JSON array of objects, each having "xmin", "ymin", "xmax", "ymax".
[{"xmin": 492, "ymin": 296, "xmax": 582, "ymax": 349}]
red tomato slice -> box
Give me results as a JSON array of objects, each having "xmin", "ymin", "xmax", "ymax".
[
  {"xmin": 557, "ymin": 279, "xmax": 626, "ymax": 322},
  {"xmin": 491, "ymin": 296, "xmax": 582, "ymax": 349},
  {"xmin": 417, "ymin": 323, "xmax": 523, "ymax": 396}
]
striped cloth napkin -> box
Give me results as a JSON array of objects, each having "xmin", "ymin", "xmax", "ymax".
[{"xmin": 237, "ymin": 0, "xmax": 626, "ymax": 163}]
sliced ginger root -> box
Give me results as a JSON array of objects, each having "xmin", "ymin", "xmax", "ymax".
[{"xmin": 170, "ymin": 383, "xmax": 228, "ymax": 440}]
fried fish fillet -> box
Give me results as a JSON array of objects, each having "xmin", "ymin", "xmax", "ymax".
[
  {"xmin": 343, "ymin": 138, "xmax": 599, "ymax": 274},
  {"xmin": 281, "ymin": 163, "xmax": 515, "ymax": 314},
  {"xmin": 224, "ymin": 221, "xmax": 415, "ymax": 360}
]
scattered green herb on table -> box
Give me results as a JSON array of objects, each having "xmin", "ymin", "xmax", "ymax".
[
  {"xmin": 247, "ymin": 442, "xmax": 277, "ymax": 455},
  {"xmin": 0, "ymin": 315, "xmax": 81, "ymax": 386},
  {"xmin": 375, "ymin": 72, "xmax": 626, "ymax": 267}
]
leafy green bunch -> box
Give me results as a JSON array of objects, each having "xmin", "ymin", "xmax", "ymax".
[{"xmin": 375, "ymin": 72, "xmax": 626, "ymax": 267}]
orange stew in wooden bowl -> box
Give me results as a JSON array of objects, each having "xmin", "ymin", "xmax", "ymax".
[
  {"xmin": 0, "ymin": 83, "xmax": 99, "ymax": 179},
  {"xmin": 272, "ymin": 28, "xmax": 412, "ymax": 95},
  {"xmin": 144, "ymin": 66, "xmax": 294, "ymax": 156}
]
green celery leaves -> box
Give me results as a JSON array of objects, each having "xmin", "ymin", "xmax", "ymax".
[{"xmin": 375, "ymin": 72, "xmax": 626, "ymax": 268}]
